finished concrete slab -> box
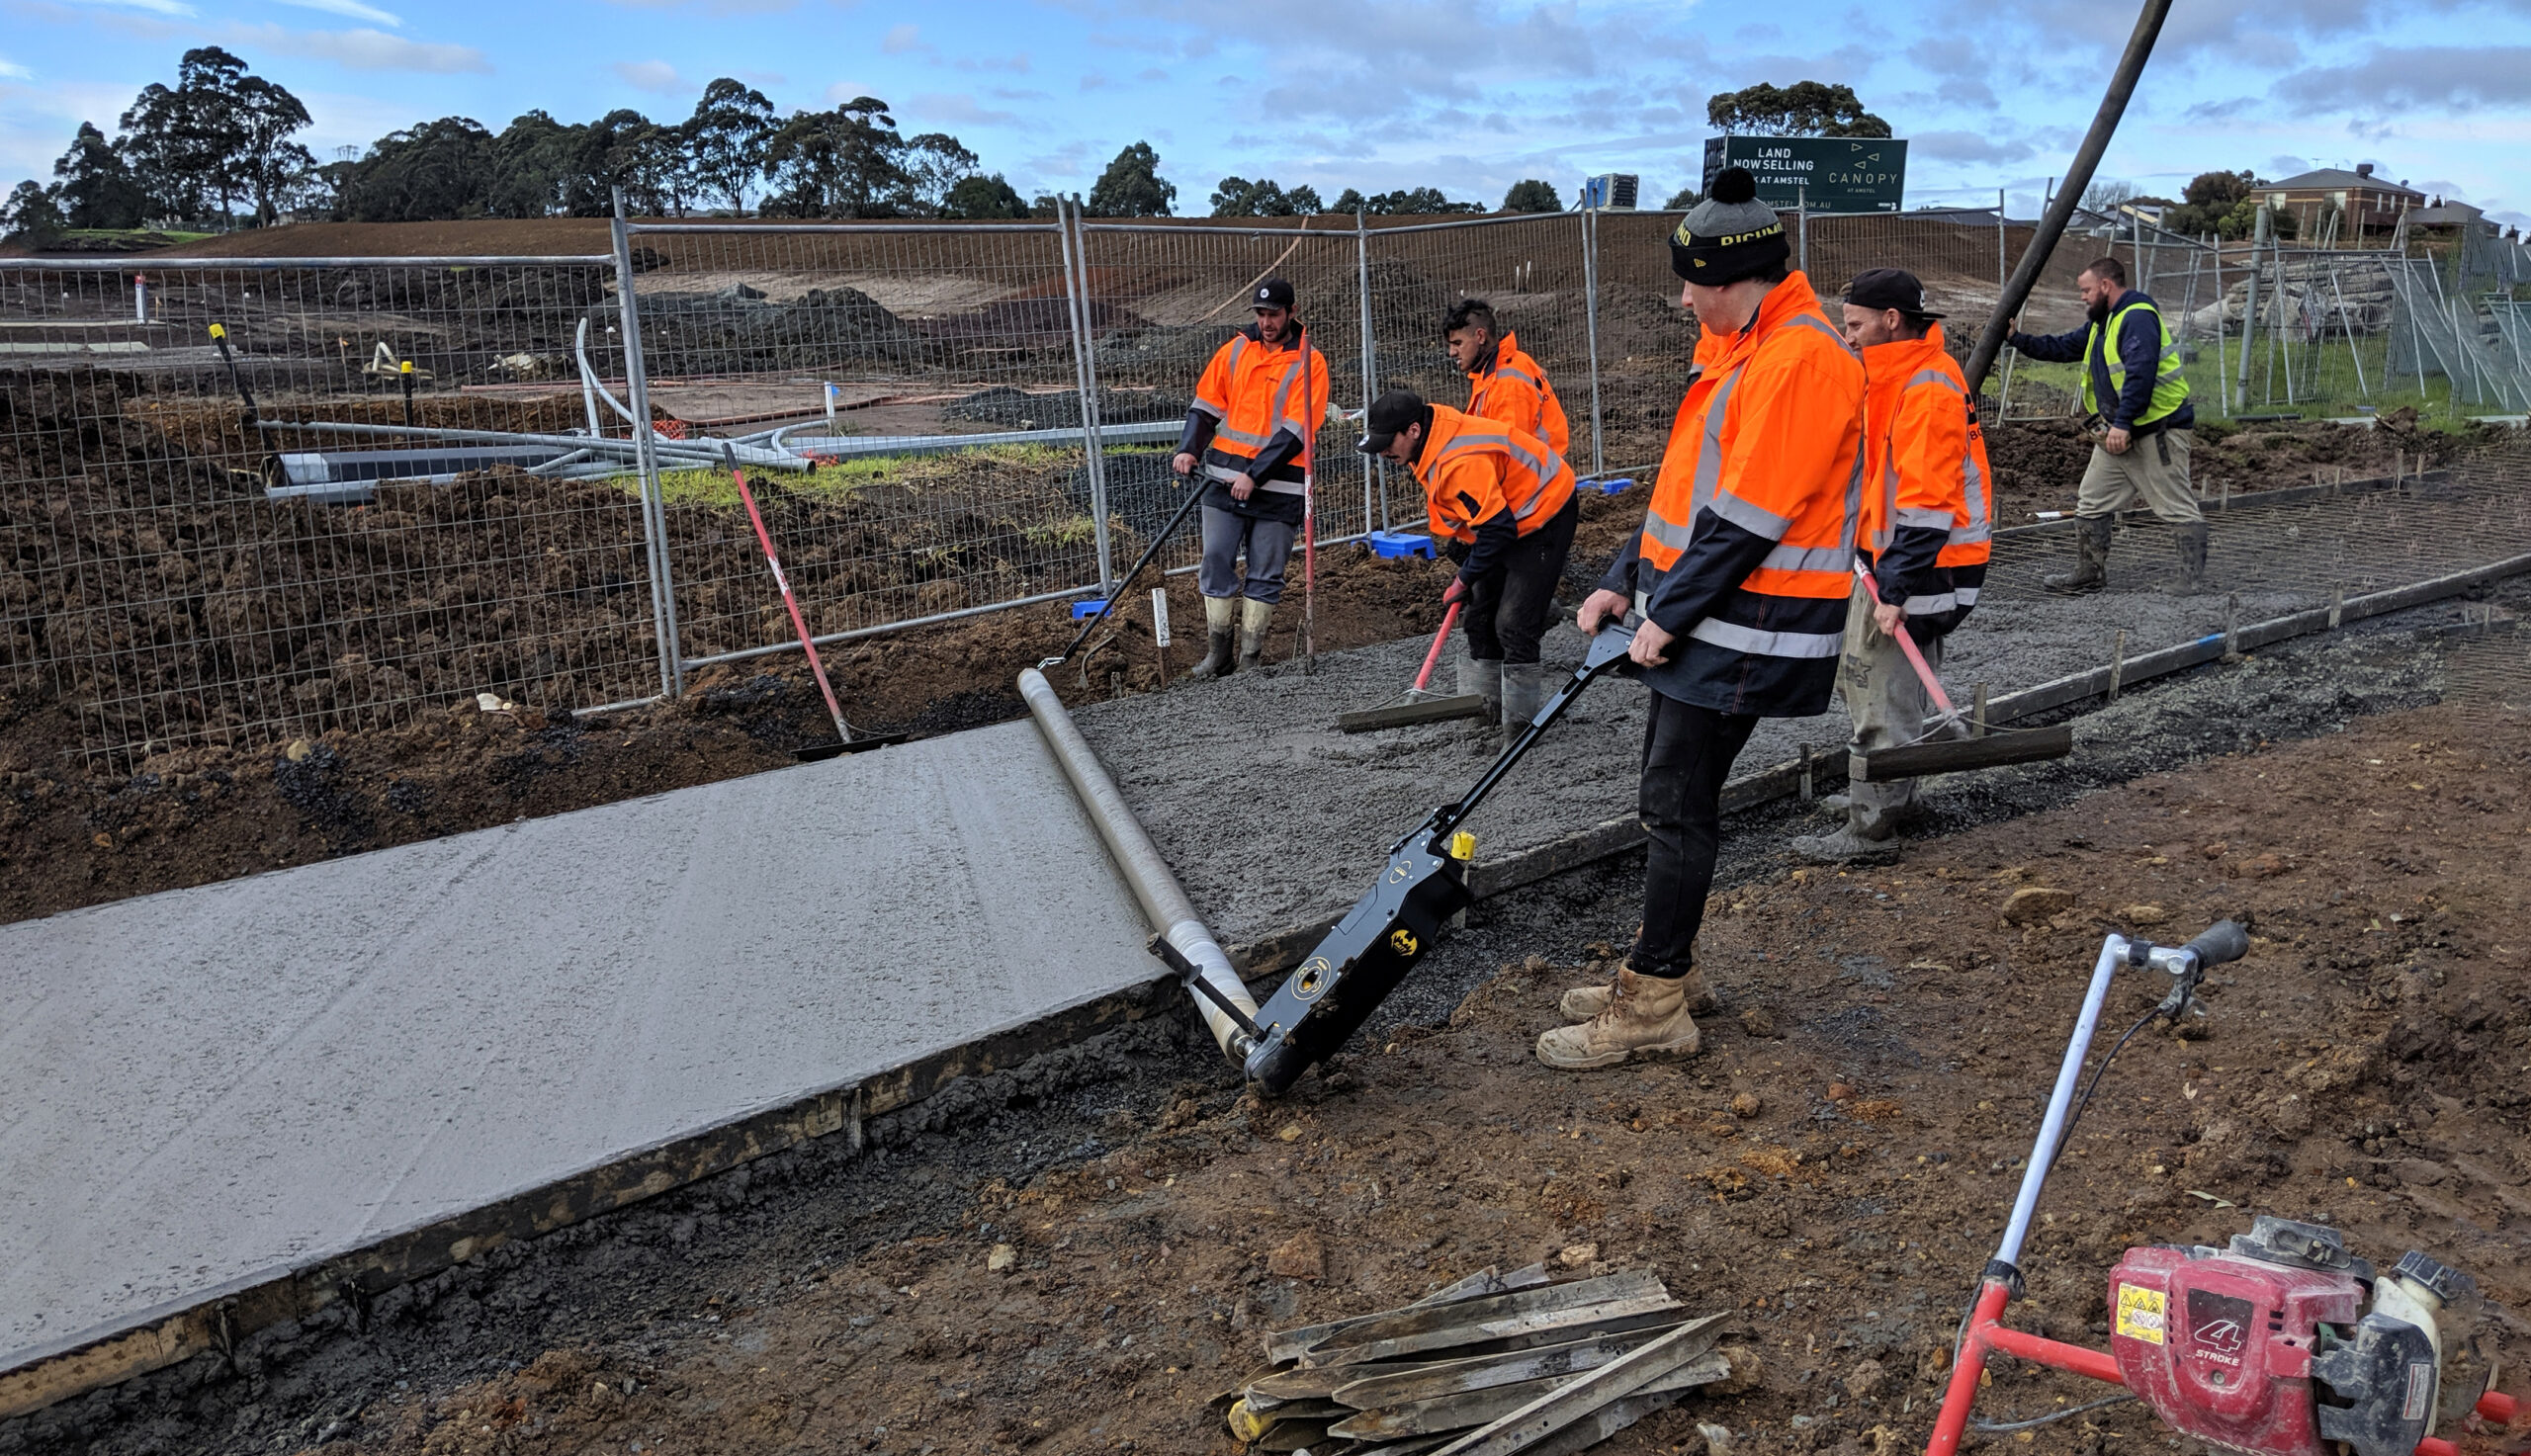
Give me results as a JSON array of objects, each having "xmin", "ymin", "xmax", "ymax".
[{"xmin": 0, "ymin": 720, "xmax": 1152, "ymax": 1372}]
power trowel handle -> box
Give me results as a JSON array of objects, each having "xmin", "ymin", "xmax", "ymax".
[{"xmin": 2181, "ymin": 919, "xmax": 2249, "ymax": 969}]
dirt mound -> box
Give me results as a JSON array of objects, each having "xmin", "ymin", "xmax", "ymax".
[
  {"xmin": 944, "ymin": 384, "xmax": 1189, "ymax": 431},
  {"xmin": 616, "ymin": 283, "xmax": 919, "ymax": 377}
]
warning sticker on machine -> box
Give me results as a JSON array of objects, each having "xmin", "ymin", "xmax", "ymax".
[
  {"xmin": 2404, "ymin": 1363, "xmax": 2434, "ymax": 1421},
  {"xmin": 2116, "ymin": 1284, "xmax": 2168, "ymax": 1344}
]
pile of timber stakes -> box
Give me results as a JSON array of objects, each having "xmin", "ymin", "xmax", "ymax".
[{"xmin": 1212, "ymin": 1264, "xmax": 1756, "ymax": 1454}]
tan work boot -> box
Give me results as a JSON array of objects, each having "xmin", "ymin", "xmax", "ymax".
[
  {"xmin": 1536, "ymin": 969, "xmax": 1702, "ymax": 1070},
  {"xmin": 1559, "ymin": 965, "xmax": 1714, "ymax": 1021}
]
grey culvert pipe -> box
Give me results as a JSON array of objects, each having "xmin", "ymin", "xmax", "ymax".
[{"xmin": 1017, "ymin": 668, "xmax": 1260, "ymax": 1058}]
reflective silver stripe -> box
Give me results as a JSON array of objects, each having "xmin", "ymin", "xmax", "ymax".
[
  {"xmin": 1905, "ymin": 367, "xmax": 1963, "ymax": 393},
  {"xmin": 1778, "ymin": 311, "xmax": 1847, "ymax": 349},
  {"xmin": 1688, "ymin": 618, "xmax": 1845, "ymax": 658},
  {"xmin": 1642, "ymin": 512, "xmax": 1697, "ymax": 551},
  {"xmin": 1954, "ymin": 585, "xmax": 1981, "ymax": 605},
  {"xmin": 1948, "ymin": 522, "xmax": 1992, "ymax": 546},
  {"xmin": 1894, "ymin": 507, "xmax": 1954, "ymax": 529},
  {"xmin": 1214, "ymin": 423, "xmax": 1272, "ymax": 447},
  {"xmin": 1902, "ymin": 591, "xmax": 1958, "ymax": 615},
  {"xmin": 1633, "ymin": 588, "xmax": 1650, "ymax": 616},
  {"xmin": 1266, "ymin": 356, "xmax": 1302, "ymax": 437},
  {"xmin": 1203, "ymin": 463, "xmax": 1247, "ymax": 483},
  {"xmin": 1759, "ymin": 542, "xmax": 1853, "ymax": 573},
  {"xmin": 1962, "ymin": 437, "xmax": 1989, "ymax": 536},
  {"xmin": 1498, "ymin": 366, "xmax": 1540, "ymax": 388},
  {"xmin": 1225, "ymin": 336, "xmax": 1248, "ymax": 375},
  {"xmin": 1259, "ymin": 479, "xmax": 1308, "ymax": 495},
  {"xmin": 1708, "ymin": 488, "xmax": 1790, "ymax": 539},
  {"xmin": 1689, "ymin": 367, "xmax": 1743, "ymax": 518},
  {"xmin": 1189, "ymin": 398, "xmax": 1226, "ymax": 420}
]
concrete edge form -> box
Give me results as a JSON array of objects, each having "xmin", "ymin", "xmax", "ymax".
[
  {"xmin": 1016, "ymin": 667, "xmax": 1261, "ymax": 1056},
  {"xmin": 7, "ymin": 554, "xmax": 2517, "ymax": 1425}
]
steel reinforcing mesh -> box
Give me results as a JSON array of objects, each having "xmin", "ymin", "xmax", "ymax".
[{"xmin": 0, "ymin": 258, "xmax": 659, "ymax": 772}]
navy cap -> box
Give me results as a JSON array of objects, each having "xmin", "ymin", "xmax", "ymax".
[
  {"xmin": 1253, "ymin": 277, "xmax": 1295, "ymax": 310},
  {"xmin": 1845, "ymin": 267, "xmax": 1945, "ymax": 319},
  {"xmin": 1356, "ymin": 388, "xmax": 1424, "ymax": 453}
]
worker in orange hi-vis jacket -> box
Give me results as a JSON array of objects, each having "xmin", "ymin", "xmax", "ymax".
[
  {"xmin": 1172, "ymin": 278, "xmax": 1332, "ymax": 677},
  {"xmin": 1444, "ymin": 297, "xmax": 1571, "ymax": 455},
  {"xmin": 1791, "ymin": 268, "xmax": 1994, "ymax": 867},
  {"xmin": 1544, "ymin": 166, "xmax": 1867, "ymax": 1073},
  {"xmin": 1357, "ymin": 387, "xmax": 1579, "ymax": 746}
]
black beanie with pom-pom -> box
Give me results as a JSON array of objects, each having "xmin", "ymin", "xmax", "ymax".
[{"xmin": 1668, "ymin": 166, "xmax": 1790, "ymax": 284}]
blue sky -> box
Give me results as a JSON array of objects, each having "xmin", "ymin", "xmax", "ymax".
[{"xmin": 2, "ymin": 0, "xmax": 2525, "ymax": 226}]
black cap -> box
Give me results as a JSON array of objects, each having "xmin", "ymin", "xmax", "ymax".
[
  {"xmin": 1844, "ymin": 267, "xmax": 1945, "ymax": 319},
  {"xmin": 1253, "ymin": 277, "xmax": 1295, "ymax": 310},
  {"xmin": 1356, "ymin": 388, "xmax": 1425, "ymax": 453}
]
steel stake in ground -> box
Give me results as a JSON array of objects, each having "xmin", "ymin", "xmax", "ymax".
[{"xmin": 722, "ymin": 444, "xmax": 899, "ymax": 759}]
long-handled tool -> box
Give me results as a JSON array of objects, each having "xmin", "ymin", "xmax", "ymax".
[
  {"xmin": 1336, "ymin": 594, "xmax": 1490, "ymax": 732},
  {"xmin": 1849, "ymin": 563, "xmax": 2074, "ymax": 782},
  {"xmin": 722, "ymin": 444, "xmax": 902, "ymax": 760},
  {"xmin": 1923, "ymin": 917, "xmax": 2517, "ymax": 1456},
  {"xmin": 1039, "ymin": 466, "xmax": 1206, "ymax": 673},
  {"xmin": 1239, "ymin": 619, "xmax": 1642, "ymax": 1095}
]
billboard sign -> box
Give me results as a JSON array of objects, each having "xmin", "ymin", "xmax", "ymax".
[{"xmin": 1702, "ymin": 135, "xmax": 1907, "ymax": 214}]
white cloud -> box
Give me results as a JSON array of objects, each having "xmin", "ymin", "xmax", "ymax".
[
  {"xmin": 66, "ymin": 0, "xmax": 194, "ymax": 15},
  {"xmin": 0, "ymin": 58, "xmax": 32, "ymax": 81},
  {"xmin": 613, "ymin": 59, "xmax": 684, "ymax": 93},
  {"xmin": 2276, "ymin": 45, "xmax": 2531, "ymax": 113},
  {"xmin": 881, "ymin": 23, "xmax": 927, "ymax": 54},
  {"xmin": 274, "ymin": 0, "xmax": 402, "ymax": 25},
  {"xmin": 905, "ymin": 92, "xmax": 1019, "ymax": 127},
  {"xmin": 221, "ymin": 23, "xmax": 490, "ymax": 72}
]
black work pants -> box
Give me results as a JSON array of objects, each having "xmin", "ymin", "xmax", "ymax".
[
  {"xmin": 1630, "ymin": 692, "xmax": 1760, "ymax": 978},
  {"xmin": 1462, "ymin": 494, "xmax": 1578, "ymax": 665}
]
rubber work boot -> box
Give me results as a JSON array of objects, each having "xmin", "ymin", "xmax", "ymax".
[
  {"xmin": 1788, "ymin": 823, "xmax": 1902, "ymax": 865},
  {"xmin": 1187, "ymin": 595, "xmax": 1238, "ymax": 679},
  {"xmin": 2043, "ymin": 515, "xmax": 2114, "ymax": 595},
  {"xmin": 1457, "ymin": 645, "xmax": 1503, "ymax": 720},
  {"xmin": 1560, "ymin": 964, "xmax": 1715, "ymax": 1021},
  {"xmin": 1536, "ymin": 968, "xmax": 1702, "ymax": 1070},
  {"xmin": 1237, "ymin": 597, "xmax": 1274, "ymax": 672},
  {"xmin": 2161, "ymin": 521, "xmax": 2210, "ymax": 596},
  {"xmin": 1498, "ymin": 661, "xmax": 1546, "ymax": 751}
]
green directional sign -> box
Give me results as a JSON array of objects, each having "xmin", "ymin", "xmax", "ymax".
[{"xmin": 1702, "ymin": 136, "xmax": 1908, "ymax": 215}]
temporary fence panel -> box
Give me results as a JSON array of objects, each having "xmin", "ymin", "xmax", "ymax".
[
  {"xmin": 0, "ymin": 255, "xmax": 662, "ymax": 771},
  {"xmin": 1074, "ymin": 217, "xmax": 1377, "ymax": 568},
  {"xmin": 615, "ymin": 217, "xmax": 1104, "ymax": 672},
  {"xmin": 1577, "ymin": 210, "xmax": 1699, "ymax": 476}
]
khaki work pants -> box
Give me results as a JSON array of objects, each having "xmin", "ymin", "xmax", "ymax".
[
  {"xmin": 1836, "ymin": 581, "xmax": 1943, "ymax": 840},
  {"xmin": 2075, "ymin": 427, "xmax": 2199, "ymax": 524}
]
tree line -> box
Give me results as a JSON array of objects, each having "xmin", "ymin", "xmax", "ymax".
[
  {"xmin": 2, "ymin": 48, "xmax": 1582, "ymax": 238},
  {"xmin": 3, "ymin": 54, "xmax": 1913, "ymax": 240}
]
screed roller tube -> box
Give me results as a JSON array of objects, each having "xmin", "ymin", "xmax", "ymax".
[{"xmin": 1017, "ymin": 669, "xmax": 1259, "ymax": 1056}]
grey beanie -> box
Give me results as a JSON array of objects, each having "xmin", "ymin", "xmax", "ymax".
[{"xmin": 1670, "ymin": 167, "xmax": 1790, "ymax": 284}]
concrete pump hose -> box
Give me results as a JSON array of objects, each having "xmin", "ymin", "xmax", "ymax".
[{"xmin": 1016, "ymin": 668, "xmax": 1259, "ymax": 1058}]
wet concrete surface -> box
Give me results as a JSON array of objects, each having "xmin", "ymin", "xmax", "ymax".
[{"xmin": 0, "ymin": 720, "xmax": 1153, "ymax": 1375}]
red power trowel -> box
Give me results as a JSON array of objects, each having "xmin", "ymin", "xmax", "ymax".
[{"xmin": 1926, "ymin": 922, "xmax": 2519, "ymax": 1456}]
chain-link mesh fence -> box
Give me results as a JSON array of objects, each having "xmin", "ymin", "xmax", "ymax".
[
  {"xmin": 0, "ymin": 255, "xmax": 665, "ymax": 772},
  {"xmin": 613, "ymin": 218, "xmax": 1117, "ymax": 675},
  {"xmin": 9, "ymin": 202, "xmax": 2526, "ymax": 767},
  {"xmin": 1076, "ymin": 217, "xmax": 1375, "ymax": 566}
]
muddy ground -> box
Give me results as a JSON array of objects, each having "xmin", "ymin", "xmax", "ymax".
[{"xmin": 11, "ymin": 594, "xmax": 2528, "ymax": 1456}]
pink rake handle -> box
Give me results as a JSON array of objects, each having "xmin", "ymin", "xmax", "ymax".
[
  {"xmin": 1412, "ymin": 600, "xmax": 1465, "ymax": 693},
  {"xmin": 731, "ymin": 466, "xmax": 852, "ymax": 741},
  {"xmin": 1852, "ymin": 562, "xmax": 1961, "ymax": 723}
]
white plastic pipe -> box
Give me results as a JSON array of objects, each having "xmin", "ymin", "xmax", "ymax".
[{"xmin": 1016, "ymin": 667, "xmax": 1259, "ymax": 1057}]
